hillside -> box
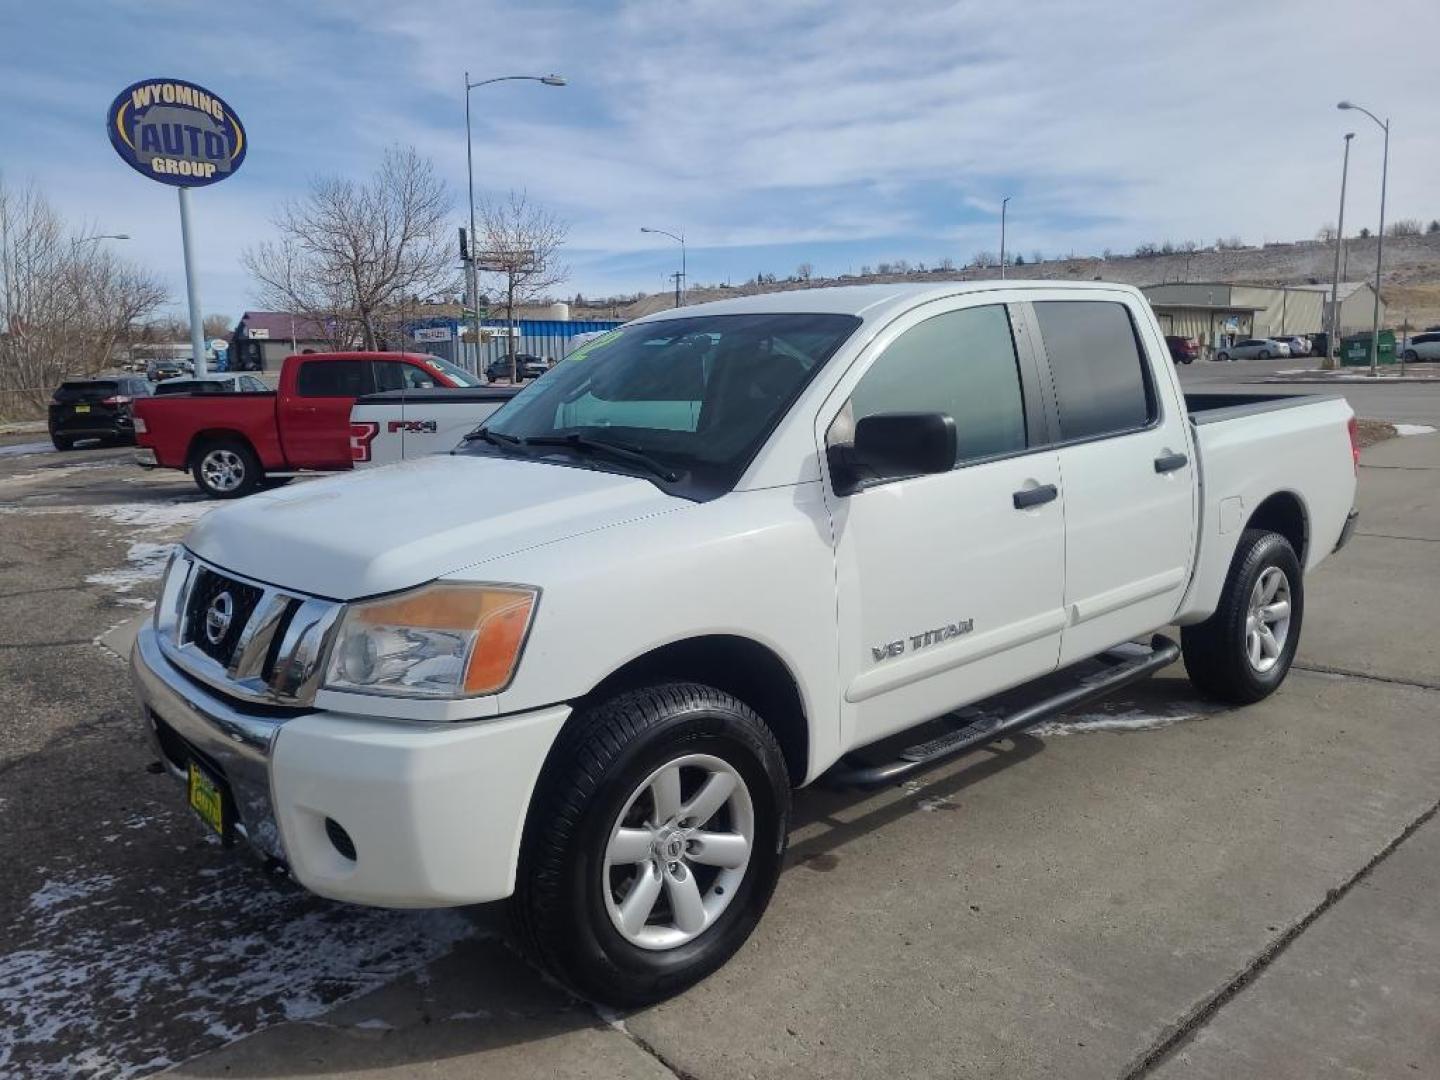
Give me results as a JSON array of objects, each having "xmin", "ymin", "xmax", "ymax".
[{"xmin": 599, "ymin": 233, "xmax": 1440, "ymax": 329}]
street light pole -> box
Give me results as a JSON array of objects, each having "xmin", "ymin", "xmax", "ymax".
[
  {"xmin": 999, "ymin": 196, "xmax": 1011, "ymax": 279},
  {"xmin": 1338, "ymin": 100, "xmax": 1389, "ymax": 377},
  {"xmin": 464, "ymin": 73, "xmax": 565, "ymax": 373},
  {"xmin": 1326, "ymin": 132, "xmax": 1354, "ymax": 371},
  {"xmin": 641, "ymin": 227, "xmax": 686, "ymax": 307}
]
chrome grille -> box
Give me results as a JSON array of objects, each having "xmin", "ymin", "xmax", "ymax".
[
  {"xmin": 182, "ymin": 566, "xmax": 264, "ymax": 665},
  {"xmin": 155, "ymin": 551, "xmax": 343, "ymax": 708}
]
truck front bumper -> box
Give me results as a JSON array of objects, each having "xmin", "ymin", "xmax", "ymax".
[{"xmin": 131, "ymin": 625, "xmax": 569, "ymax": 907}]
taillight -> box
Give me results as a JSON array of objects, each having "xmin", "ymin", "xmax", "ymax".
[
  {"xmin": 350, "ymin": 421, "xmax": 379, "ymax": 462},
  {"xmin": 1347, "ymin": 415, "xmax": 1360, "ymax": 474},
  {"xmin": 102, "ymin": 395, "xmax": 132, "ymax": 406}
]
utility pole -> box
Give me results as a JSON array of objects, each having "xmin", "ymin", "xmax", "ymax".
[
  {"xmin": 1326, "ymin": 132, "xmax": 1354, "ymax": 370},
  {"xmin": 999, "ymin": 196, "xmax": 1011, "ymax": 279}
]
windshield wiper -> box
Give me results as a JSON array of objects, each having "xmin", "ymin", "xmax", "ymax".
[
  {"xmin": 521, "ymin": 433, "xmax": 680, "ymax": 482},
  {"xmin": 464, "ymin": 427, "xmax": 524, "ymax": 447}
]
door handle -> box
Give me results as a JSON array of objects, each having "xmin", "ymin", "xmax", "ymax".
[
  {"xmin": 1154, "ymin": 452, "xmax": 1189, "ymax": 474},
  {"xmin": 1012, "ymin": 484, "xmax": 1058, "ymax": 509}
]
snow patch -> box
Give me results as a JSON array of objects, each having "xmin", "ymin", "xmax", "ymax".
[
  {"xmin": 0, "ymin": 440, "xmax": 55, "ymax": 458},
  {"xmin": 0, "ymin": 861, "xmax": 477, "ymax": 1078},
  {"xmin": 1031, "ymin": 699, "xmax": 1217, "ymax": 737},
  {"xmin": 85, "ymin": 541, "xmax": 173, "ymax": 593},
  {"xmin": 1393, "ymin": 423, "xmax": 1437, "ymax": 437}
]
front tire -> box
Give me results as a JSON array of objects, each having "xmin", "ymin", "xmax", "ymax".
[
  {"xmin": 1258, "ymin": 349, "xmax": 1271, "ymax": 360},
  {"xmin": 1403, "ymin": 349, "xmax": 1418, "ymax": 361},
  {"xmin": 513, "ymin": 682, "xmax": 791, "ymax": 1007},
  {"xmin": 192, "ymin": 438, "xmax": 261, "ymax": 499},
  {"xmin": 1216, "ymin": 351, "xmax": 1231, "ymax": 363},
  {"xmin": 1183, "ymin": 529, "xmax": 1304, "ymax": 704}
]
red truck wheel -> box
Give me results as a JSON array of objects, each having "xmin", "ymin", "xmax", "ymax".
[{"xmin": 192, "ymin": 438, "xmax": 262, "ymax": 499}]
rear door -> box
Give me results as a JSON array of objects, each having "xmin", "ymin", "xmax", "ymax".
[
  {"xmin": 1022, "ymin": 293, "xmax": 1195, "ymax": 665},
  {"xmin": 280, "ymin": 358, "xmax": 369, "ymax": 468}
]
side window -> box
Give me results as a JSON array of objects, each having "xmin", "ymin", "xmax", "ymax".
[
  {"xmin": 243, "ymin": 376, "xmax": 266, "ymax": 392},
  {"xmin": 372, "ymin": 360, "xmax": 437, "ymax": 392},
  {"xmin": 296, "ymin": 359, "xmax": 367, "ymax": 397},
  {"xmin": 1033, "ymin": 301, "xmax": 1156, "ymax": 441},
  {"xmin": 829, "ymin": 304, "xmax": 1027, "ymax": 466}
]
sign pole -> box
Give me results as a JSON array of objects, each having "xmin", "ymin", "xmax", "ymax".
[{"xmin": 177, "ymin": 187, "xmax": 208, "ymax": 376}]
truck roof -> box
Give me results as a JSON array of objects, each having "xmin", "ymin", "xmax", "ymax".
[
  {"xmin": 630, "ymin": 280, "xmax": 1143, "ymax": 325},
  {"xmin": 281, "ymin": 351, "xmax": 441, "ymax": 363}
]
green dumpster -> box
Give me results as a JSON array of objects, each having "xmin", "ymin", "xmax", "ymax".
[{"xmin": 1340, "ymin": 330, "xmax": 1396, "ymax": 366}]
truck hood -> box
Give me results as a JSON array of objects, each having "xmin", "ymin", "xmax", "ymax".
[{"xmin": 184, "ymin": 454, "xmax": 688, "ymax": 599}]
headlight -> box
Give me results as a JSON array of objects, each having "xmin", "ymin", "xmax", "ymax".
[{"xmin": 324, "ymin": 582, "xmax": 538, "ymax": 699}]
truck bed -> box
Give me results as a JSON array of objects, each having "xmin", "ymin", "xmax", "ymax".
[{"xmin": 1185, "ymin": 391, "xmax": 1343, "ymax": 424}]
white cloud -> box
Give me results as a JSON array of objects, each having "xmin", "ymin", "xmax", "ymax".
[{"xmin": 5, "ymin": 0, "xmax": 1438, "ymax": 309}]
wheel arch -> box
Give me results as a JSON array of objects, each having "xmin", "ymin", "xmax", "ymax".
[
  {"xmin": 572, "ymin": 634, "xmax": 810, "ymax": 786},
  {"xmin": 1246, "ymin": 489, "xmax": 1309, "ymax": 566},
  {"xmin": 184, "ymin": 429, "xmax": 257, "ymax": 470}
]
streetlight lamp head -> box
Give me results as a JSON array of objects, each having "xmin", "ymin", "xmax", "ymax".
[
  {"xmin": 1344, "ymin": 132, "xmax": 1355, "ymax": 141},
  {"xmin": 1337, "ymin": 101, "xmax": 1353, "ymax": 110},
  {"xmin": 640, "ymin": 227, "xmax": 655, "ymax": 233},
  {"xmin": 114, "ymin": 234, "xmax": 131, "ymax": 240},
  {"xmin": 541, "ymin": 75, "xmax": 566, "ymax": 86}
]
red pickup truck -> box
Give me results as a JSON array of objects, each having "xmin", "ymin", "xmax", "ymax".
[{"xmin": 134, "ymin": 351, "xmax": 480, "ymax": 497}]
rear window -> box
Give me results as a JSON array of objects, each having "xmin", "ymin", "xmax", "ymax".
[
  {"xmin": 54, "ymin": 381, "xmax": 118, "ymax": 401},
  {"xmin": 296, "ymin": 359, "xmax": 367, "ymax": 397},
  {"xmin": 1033, "ymin": 301, "xmax": 1156, "ymax": 441}
]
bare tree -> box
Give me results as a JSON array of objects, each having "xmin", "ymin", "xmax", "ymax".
[
  {"xmin": 1316, "ymin": 223, "xmax": 1338, "ymax": 242},
  {"xmin": 474, "ymin": 191, "xmax": 568, "ymax": 380},
  {"xmin": 795, "ymin": 262, "xmax": 813, "ymax": 282},
  {"xmin": 971, "ymin": 250, "xmax": 997, "ymax": 268},
  {"xmin": 1, "ymin": 176, "xmax": 167, "ymax": 415},
  {"xmin": 243, "ymin": 145, "xmax": 457, "ymax": 351},
  {"xmin": 1386, "ymin": 218, "xmax": 1423, "ymax": 238},
  {"xmin": 202, "ymin": 313, "xmax": 233, "ymax": 339}
]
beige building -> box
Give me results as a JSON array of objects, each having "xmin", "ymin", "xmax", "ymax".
[{"xmin": 1143, "ymin": 281, "xmax": 1385, "ymax": 351}]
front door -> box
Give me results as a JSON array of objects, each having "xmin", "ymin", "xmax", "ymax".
[
  {"xmin": 820, "ymin": 299, "xmax": 1068, "ymax": 752},
  {"xmin": 1022, "ymin": 295, "xmax": 1195, "ymax": 665}
]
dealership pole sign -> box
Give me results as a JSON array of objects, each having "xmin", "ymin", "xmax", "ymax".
[{"xmin": 106, "ymin": 77, "xmax": 247, "ymax": 374}]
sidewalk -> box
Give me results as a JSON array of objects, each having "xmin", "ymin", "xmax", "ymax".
[{"xmin": 1262, "ymin": 360, "xmax": 1440, "ymax": 385}]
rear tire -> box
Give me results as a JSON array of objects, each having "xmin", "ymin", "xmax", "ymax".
[
  {"xmin": 1216, "ymin": 352, "xmax": 1231, "ymax": 363},
  {"xmin": 513, "ymin": 682, "xmax": 790, "ymax": 1007},
  {"xmin": 1403, "ymin": 349, "xmax": 1418, "ymax": 361},
  {"xmin": 1258, "ymin": 349, "xmax": 1271, "ymax": 360},
  {"xmin": 50, "ymin": 434, "xmax": 74, "ymax": 451},
  {"xmin": 1183, "ymin": 529, "xmax": 1303, "ymax": 704},
  {"xmin": 192, "ymin": 438, "xmax": 261, "ymax": 499}
]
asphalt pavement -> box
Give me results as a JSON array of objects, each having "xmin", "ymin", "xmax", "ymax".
[
  {"xmin": 1, "ymin": 417, "xmax": 1438, "ymax": 1079},
  {"xmin": 1176, "ymin": 355, "xmax": 1440, "ymax": 428}
]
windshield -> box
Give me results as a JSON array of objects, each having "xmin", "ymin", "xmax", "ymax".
[
  {"xmin": 472, "ymin": 313, "xmax": 860, "ymax": 499},
  {"xmin": 418, "ymin": 354, "xmax": 483, "ymax": 387}
]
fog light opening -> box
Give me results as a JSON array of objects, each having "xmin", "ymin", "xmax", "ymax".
[{"xmin": 324, "ymin": 817, "xmax": 357, "ymax": 861}]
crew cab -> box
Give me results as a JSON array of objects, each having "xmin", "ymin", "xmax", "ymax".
[
  {"xmin": 349, "ymin": 386, "xmax": 521, "ymax": 468},
  {"xmin": 132, "ymin": 351, "xmax": 480, "ymax": 497},
  {"xmin": 131, "ymin": 282, "xmax": 1359, "ymax": 1006}
]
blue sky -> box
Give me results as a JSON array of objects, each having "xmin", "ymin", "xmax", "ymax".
[{"xmin": 2, "ymin": 0, "xmax": 1437, "ymax": 321}]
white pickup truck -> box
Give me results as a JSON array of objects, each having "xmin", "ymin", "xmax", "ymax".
[
  {"xmin": 348, "ymin": 386, "xmax": 520, "ymax": 468},
  {"xmin": 131, "ymin": 282, "xmax": 1358, "ymax": 1005}
]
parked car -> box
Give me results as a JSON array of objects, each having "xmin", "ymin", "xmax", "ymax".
[
  {"xmin": 1163, "ymin": 335, "xmax": 1200, "ymax": 364},
  {"xmin": 133, "ymin": 351, "xmax": 478, "ymax": 497},
  {"xmin": 1215, "ymin": 338, "xmax": 1291, "ymax": 362},
  {"xmin": 486, "ymin": 353, "xmax": 549, "ymax": 382},
  {"xmin": 349, "ymin": 386, "xmax": 522, "ymax": 467},
  {"xmin": 1401, "ymin": 332, "xmax": 1440, "ymax": 361},
  {"xmin": 132, "ymin": 282, "xmax": 1359, "ymax": 1007},
  {"xmin": 145, "ymin": 358, "xmax": 190, "ymax": 381},
  {"xmin": 1273, "ymin": 336, "xmax": 1311, "ymax": 358},
  {"xmin": 48, "ymin": 376, "xmax": 153, "ymax": 449},
  {"xmin": 152, "ymin": 374, "xmax": 270, "ymax": 396}
]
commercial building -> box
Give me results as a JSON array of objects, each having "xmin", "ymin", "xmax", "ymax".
[
  {"xmin": 231, "ymin": 312, "xmax": 333, "ymax": 370},
  {"xmin": 1142, "ymin": 281, "xmax": 1385, "ymax": 352}
]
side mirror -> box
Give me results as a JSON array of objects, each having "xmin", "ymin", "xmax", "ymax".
[{"xmin": 828, "ymin": 411, "xmax": 956, "ymax": 495}]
